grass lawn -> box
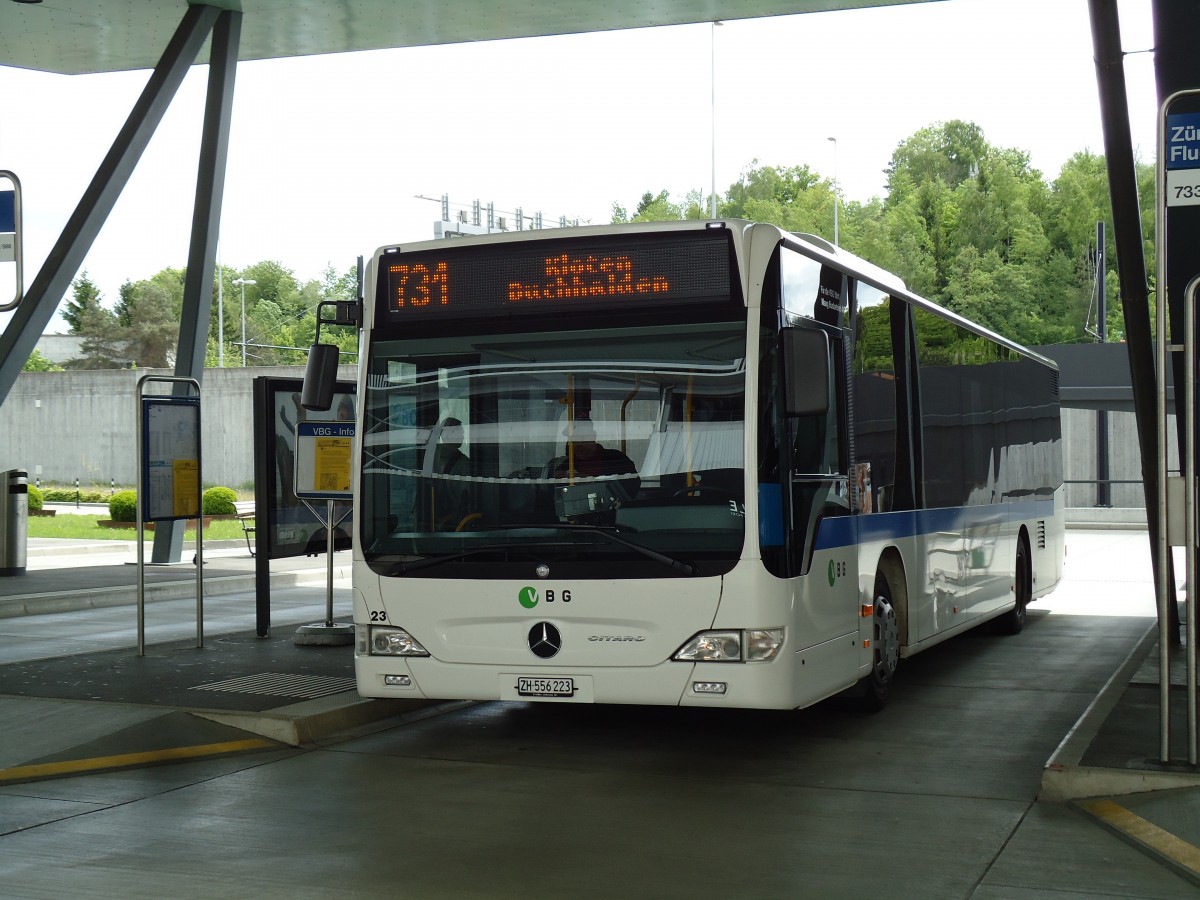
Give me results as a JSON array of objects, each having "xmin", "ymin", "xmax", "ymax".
[{"xmin": 28, "ymin": 514, "xmax": 248, "ymax": 542}]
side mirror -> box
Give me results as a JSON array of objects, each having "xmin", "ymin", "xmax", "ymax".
[
  {"xmin": 300, "ymin": 343, "xmax": 340, "ymax": 411},
  {"xmin": 782, "ymin": 328, "xmax": 830, "ymax": 417}
]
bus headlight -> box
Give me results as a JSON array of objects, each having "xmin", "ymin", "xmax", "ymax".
[
  {"xmin": 672, "ymin": 628, "xmax": 783, "ymax": 663},
  {"xmin": 368, "ymin": 626, "xmax": 430, "ymax": 657},
  {"xmin": 744, "ymin": 628, "xmax": 785, "ymax": 661}
]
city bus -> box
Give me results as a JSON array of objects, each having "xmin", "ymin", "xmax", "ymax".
[{"xmin": 307, "ymin": 219, "xmax": 1064, "ymax": 711}]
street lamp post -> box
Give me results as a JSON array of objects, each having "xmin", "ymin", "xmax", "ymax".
[
  {"xmin": 710, "ymin": 21, "xmax": 722, "ymax": 219},
  {"xmin": 216, "ymin": 263, "xmax": 224, "ymax": 367},
  {"xmin": 232, "ymin": 277, "xmax": 255, "ymax": 366},
  {"xmin": 827, "ymin": 136, "xmax": 839, "ymax": 247}
]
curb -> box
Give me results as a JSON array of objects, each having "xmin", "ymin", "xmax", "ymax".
[
  {"xmin": 0, "ymin": 565, "xmax": 350, "ymax": 619},
  {"xmin": 1040, "ymin": 621, "xmax": 1200, "ymax": 801},
  {"xmin": 195, "ymin": 695, "xmax": 434, "ymax": 747},
  {"xmin": 26, "ymin": 539, "xmax": 249, "ymax": 557}
]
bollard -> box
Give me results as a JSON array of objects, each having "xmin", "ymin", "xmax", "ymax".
[{"xmin": 0, "ymin": 469, "xmax": 28, "ymax": 576}]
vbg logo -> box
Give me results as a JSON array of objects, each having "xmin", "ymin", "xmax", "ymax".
[{"xmin": 518, "ymin": 586, "xmax": 572, "ymax": 608}]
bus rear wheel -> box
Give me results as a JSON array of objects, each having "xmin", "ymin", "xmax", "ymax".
[
  {"xmin": 861, "ymin": 572, "xmax": 899, "ymax": 711},
  {"xmin": 995, "ymin": 535, "xmax": 1031, "ymax": 635}
]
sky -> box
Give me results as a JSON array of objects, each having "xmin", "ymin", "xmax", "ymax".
[{"xmin": 0, "ymin": 0, "xmax": 1160, "ymax": 334}]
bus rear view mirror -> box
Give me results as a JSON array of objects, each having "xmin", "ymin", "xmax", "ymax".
[
  {"xmin": 301, "ymin": 343, "xmax": 340, "ymax": 411},
  {"xmin": 782, "ymin": 328, "xmax": 829, "ymax": 417}
]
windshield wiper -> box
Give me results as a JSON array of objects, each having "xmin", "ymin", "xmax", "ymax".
[
  {"xmin": 380, "ymin": 526, "xmax": 696, "ymax": 577},
  {"xmin": 381, "ymin": 541, "xmax": 571, "ymax": 576},
  {"xmin": 491, "ymin": 523, "xmax": 696, "ymax": 576}
]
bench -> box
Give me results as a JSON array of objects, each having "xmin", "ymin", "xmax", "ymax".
[{"xmin": 234, "ymin": 501, "xmax": 256, "ymax": 556}]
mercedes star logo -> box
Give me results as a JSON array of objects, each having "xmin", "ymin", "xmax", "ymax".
[{"xmin": 528, "ymin": 622, "xmax": 562, "ymax": 659}]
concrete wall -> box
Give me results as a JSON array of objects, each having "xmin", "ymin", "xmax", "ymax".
[
  {"xmin": 0, "ymin": 365, "xmax": 357, "ymax": 489},
  {"xmin": 1061, "ymin": 406, "xmax": 1178, "ymax": 514}
]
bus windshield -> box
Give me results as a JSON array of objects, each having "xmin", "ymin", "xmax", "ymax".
[{"xmin": 360, "ymin": 320, "xmax": 747, "ymax": 579}]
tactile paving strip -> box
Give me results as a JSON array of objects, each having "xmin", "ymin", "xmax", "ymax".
[{"xmin": 190, "ymin": 672, "xmax": 356, "ymax": 699}]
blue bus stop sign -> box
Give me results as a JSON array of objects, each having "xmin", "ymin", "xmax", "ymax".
[
  {"xmin": 1165, "ymin": 112, "xmax": 1200, "ymax": 207},
  {"xmin": 0, "ymin": 191, "xmax": 13, "ymax": 233}
]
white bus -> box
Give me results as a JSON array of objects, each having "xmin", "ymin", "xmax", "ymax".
[{"xmin": 307, "ymin": 220, "xmax": 1064, "ymax": 710}]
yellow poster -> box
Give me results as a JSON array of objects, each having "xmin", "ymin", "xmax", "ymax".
[
  {"xmin": 314, "ymin": 437, "xmax": 352, "ymax": 492},
  {"xmin": 173, "ymin": 458, "xmax": 200, "ymax": 517}
]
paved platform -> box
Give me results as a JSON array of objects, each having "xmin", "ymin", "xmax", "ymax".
[
  {"xmin": 0, "ymin": 539, "xmax": 421, "ymax": 779},
  {"xmin": 1, "ymin": 538, "xmax": 330, "ymax": 618},
  {"xmin": 1040, "ymin": 621, "xmax": 1200, "ymax": 887},
  {"xmin": 4, "ymin": 528, "xmax": 1200, "ymax": 889}
]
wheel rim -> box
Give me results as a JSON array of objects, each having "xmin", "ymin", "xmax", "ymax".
[{"xmin": 873, "ymin": 595, "xmax": 899, "ymax": 682}]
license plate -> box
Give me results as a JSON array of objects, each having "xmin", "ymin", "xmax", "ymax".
[{"xmin": 516, "ymin": 676, "xmax": 575, "ymax": 697}]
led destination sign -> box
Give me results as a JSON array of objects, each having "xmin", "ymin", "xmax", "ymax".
[{"xmin": 380, "ymin": 231, "xmax": 734, "ymax": 322}]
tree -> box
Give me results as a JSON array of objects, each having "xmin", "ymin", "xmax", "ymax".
[
  {"xmin": 885, "ymin": 120, "xmax": 991, "ymax": 198},
  {"xmin": 22, "ymin": 349, "xmax": 63, "ymax": 372},
  {"xmin": 60, "ymin": 272, "xmax": 105, "ymax": 334},
  {"xmin": 59, "ymin": 272, "xmax": 124, "ymax": 368},
  {"xmin": 612, "ymin": 190, "xmax": 684, "ymax": 223},
  {"xmin": 306, "ymin": 264, "xmax": 361, "ymax": 360},
  {"xmin": 722, "ymin": 162, "xmax": 833, "ymax": 236},
  {"xmin": 246, "ymin": 261, "xmax": 307, "ymax": 365},
  {"xmin": 64, "ymin": 302, "xmax": 125, "ymax": 369},
  {"xmin": 604, "ymin": 120, "xmax": 1135, "ymax": 349},
  {"xmin": 1046, "ymin": 150, "xmax": 1156, "ymax": 342},
  {"xmin": 114, "ymin": 278, "xmax": 179, "ymax": 367}
]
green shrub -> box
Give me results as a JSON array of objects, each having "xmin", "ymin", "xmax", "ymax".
[
  {"xmin": 203, "ymin": 486, "xmax": 238, "ymax": 516},
  {"xmin": 27, "ymin": 484, "xmax": 43, "ymax": 511},
  {"xmin": 42, "ymin": 487, "xmax": 107, "ymax": 503},
  {"xmin": 108, "ymin": 490, "xmax": 138, "ymax": 522}
]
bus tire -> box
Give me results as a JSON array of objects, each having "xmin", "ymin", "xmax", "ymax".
[
  {"xmin": 861, "ymin": 571, "xmax": 900, "ymax": 711},
  {"xmin": 995, "ymin": 533, "xmax": 1031, "ymax": 635}
]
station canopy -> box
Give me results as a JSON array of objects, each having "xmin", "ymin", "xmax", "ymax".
[{"xmin": 0, "ymin": 0, "xmax": 937, "ymax": 76}]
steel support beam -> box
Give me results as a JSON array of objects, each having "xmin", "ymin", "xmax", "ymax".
[
  {"xmin": 152, "ymin": 9, "xmax": 242, "ymax": 564},
  {"xmin": 1096, "ymin": 221, "xmax": 1111, "ymax": 508},
  {"xmin": 1154, "ymin": 4, "xmax": 1200, "ymax": 473},
  {"xmin": 0, "ymin": 4, "xmax": 221, "ymax": 405},
  {"xmin": 1088, "ymin": 0, "xmax": 1177, "ymax": 640}
]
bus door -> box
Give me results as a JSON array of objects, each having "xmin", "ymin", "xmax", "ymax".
[{"xmin": 781, "ymin": 326, "xmax": 855, "ymax": 687}]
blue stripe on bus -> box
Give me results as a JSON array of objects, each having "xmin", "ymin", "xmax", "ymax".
[
  {"xmin": 759, "ymin": 482, "xmax": 784, "ymax": 547},
  {"xmin": 811, "ymin": 499, "xmax": 1057, "ymax": 551}
]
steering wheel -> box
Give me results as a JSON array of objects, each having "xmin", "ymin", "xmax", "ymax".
[{"xmin": 454, "ymin": 512, "xmax": 484, "ymax": 532}]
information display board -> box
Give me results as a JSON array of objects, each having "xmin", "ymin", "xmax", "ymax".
[
  {"xmin": 0, "ymin": 190, "xmax": 13, "ymax": 262},
  {"xmin": 1165, "ymin": 112, "xmax": 1200, "ymax": 207},
  {"xmin": 379, "ymin": 230, "xmax": 738, "ymax": 324},
  {"xmin": 252, "ymin": 376, "xmax": 355, "ymax": 560},
  {"xmin": 294, "ymin": 420, "xmax": 355, "ymax": 499},
  {"xmin": 141, "ymin": 396, "xmax": 201, "ymax": 521}
]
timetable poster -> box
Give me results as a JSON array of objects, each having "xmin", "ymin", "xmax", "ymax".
[
  {"xmin": 142, "ymin": 397, "xmax": 201, "ymax": 521},
  {"xmin": 294, "ymin": 421, "xmax": 355, "ymax": 499}
]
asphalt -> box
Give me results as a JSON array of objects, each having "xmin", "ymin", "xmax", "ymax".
[
  {"xmin": 0, "ymin": 528, "xmax": 424, "ymax": 759},
  {"xmin": 3, "ymin": 523, "xmax": 1200, "ymax": 888}
]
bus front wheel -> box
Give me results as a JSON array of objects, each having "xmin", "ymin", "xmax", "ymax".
[{"xmin": 861, "ymin": 572, "xmax": 899, "ymax": 711}]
